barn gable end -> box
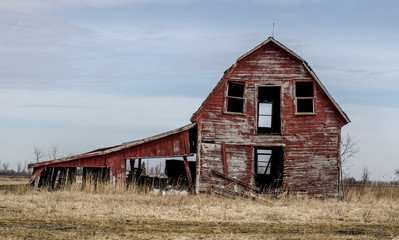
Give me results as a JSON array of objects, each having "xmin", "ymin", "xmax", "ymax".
[{"xmin": 192, "ymin": 37, "xmax": 349, "ymax": 197}]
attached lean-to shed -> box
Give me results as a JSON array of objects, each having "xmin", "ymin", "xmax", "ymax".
[
  {"xmin": 29, "ymin": 37, "xmax": 349, "ymax": 197},
  {"xmin": 29, "ymin": 124, "xmax": 197, "ymax": 189}
]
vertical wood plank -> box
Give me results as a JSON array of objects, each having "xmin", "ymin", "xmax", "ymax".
[
  {"xmin": 183, "ymin": 156, "xmax": 193, "ymax": 187},
  {"xmin": 222, "ymin": 142, "xmax": 229, "ymax": 186}
]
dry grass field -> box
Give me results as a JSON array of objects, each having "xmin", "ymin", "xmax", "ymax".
[{"xmin": 1, "ymin": 176, "xmax": 399, "ymax": 239}]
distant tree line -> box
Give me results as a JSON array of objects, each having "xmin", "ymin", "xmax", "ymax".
[
  {"xmin": 0, "ymin": 144, "xmax": 64, "ymax": 176},
  {"xmin": 0, "ymin": 159, "xmax": 32, "ymax": 176}
]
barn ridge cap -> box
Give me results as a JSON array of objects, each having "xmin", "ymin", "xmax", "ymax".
[{"xmin": 236, "ymin": 36, "xmax": 306, "ymax": 63}]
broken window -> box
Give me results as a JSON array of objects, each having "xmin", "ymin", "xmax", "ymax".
[
  {"xmin": 256, "ymin": 149, "xmax": 272, "ymax": 175},
  {"xmin": 258, "ymin": 87, "xmax": 281, "ymax": 134},
  {"xmin": 254, "ymin": 147, "xmax": 284, "ymax": 191},
  {"xmin": 295, "ymin": 81, "xmax": 315, "ymax": 114},
  {"xmin": 226, "ymin": 82, "xmax": 245, "ymax": 113}
]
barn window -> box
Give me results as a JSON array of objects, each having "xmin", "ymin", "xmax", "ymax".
[
  {"xmin": 258, "ymin": 102, "xmax": 273, "ymax": 128},
  {"xmin": 295, "ymin": 81, "xmax": 315, "ymax": 114},
  {"xmin": 226, "ymin": 82, "xmax": 245, "ymax": 113},
  {"xmin": 255, "ymin": 149, "xmax": 272, "ymax": 175},
  {"xmin": 258, "ymin": 86, "xmax": 281, "ymax": 134}
]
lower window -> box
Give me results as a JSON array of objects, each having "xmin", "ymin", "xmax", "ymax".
[{"xmin": 254, "ymin": 147, "xmax": 284, "ymax": 191}]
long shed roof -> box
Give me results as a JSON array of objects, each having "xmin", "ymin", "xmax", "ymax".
[{"xmin": 29, "ymin": 123, "xmax": 196, "ymax": 169}]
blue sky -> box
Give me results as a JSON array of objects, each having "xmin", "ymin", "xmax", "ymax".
[{"xmin": 0, "ymin": 0, "xmax": 398, "ymax": 180}]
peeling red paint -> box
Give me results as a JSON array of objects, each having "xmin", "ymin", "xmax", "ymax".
[
  {"xmin": 29, "ymin": 38, "xmax": 348, "ymax": 198},
  {"xmin": 192, "ymin": 38, "xmax": 349, "ymax": 197}
]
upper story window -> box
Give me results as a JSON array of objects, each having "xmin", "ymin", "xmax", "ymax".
[
  {"xmin": 258, "ymin": 86, "xmax": 281, "ymax": 134},
  {"xmin": 258, "ymin": 102, "xmax": 273, "ymax": 128},
  {"xmin": 226, "ymin": 82, "xmax": 245, "ymax": 113},
  {"xmin": 295, "ymin": 81, "xmax": 315, "ymax": 114}
]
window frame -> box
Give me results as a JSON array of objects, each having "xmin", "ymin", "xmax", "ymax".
[
  {"xmin": 295, "ymin": 81, "xmax": 317, "ymax": 115},
  {"xmin": 258, "ymin": 101, "xmax": 273, "ymax": 129},
  {"xmin": 256, "ymin": 85, "xmax": 281, "ymax": 135},
  {"xmin": 225, "ymin": 81, "xmax": 246, "ymax": 115},
  {"xmin": 255, "ymin": 148, "xmax": 272, "ymax": 175}
]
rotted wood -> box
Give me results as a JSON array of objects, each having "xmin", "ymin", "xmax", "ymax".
[
  {"xmin": 225, "ymin": 172, "xmax": 254, "ymax": 190},
  {"xmin": 183, "ymin": 156, "xmax": 193, "ymax": 187},
  {"xmin": 221, "ymin": 142, "xmax": 228, "ymax": 186},
  {"xmin": 210, "ymin": 186, "xmax": 258, "ymax": 199},
  {"xmin": 211, "ymin": 170, "xmax": 259, "ymax": 191}
]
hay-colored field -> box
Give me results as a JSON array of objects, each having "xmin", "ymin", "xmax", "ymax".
[
  {"xmin": 0, "ymin": 175, "xmax": 30, "ymax": 185},
  {"xmin": 0, "ymin": 176, "xmax": 399, "ymax": 239}
]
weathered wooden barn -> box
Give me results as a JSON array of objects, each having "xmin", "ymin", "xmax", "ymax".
[{"xmin": 29, "ymin": 37, "xmax": 349, "ymax": 197}]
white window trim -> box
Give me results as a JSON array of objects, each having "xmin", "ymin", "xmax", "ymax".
[
  {"xmin": 224, "ymin": 81, "xmax": 246, "ymax": 115},
  {"xmin": 294, "ymin": 81, "xmax": 317, "ymax": 115}
]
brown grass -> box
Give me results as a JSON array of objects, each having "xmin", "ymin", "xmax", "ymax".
[
  {"xmin": 0, "ymin": 175, "xmax": 30, "ymax": 185},
  {"xmin": 0, "ymin": 176, "xmax": 398, "ymax": 239}
]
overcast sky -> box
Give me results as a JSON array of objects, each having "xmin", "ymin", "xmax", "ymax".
[{"xmin": 0, "ymin": 0, "xmax": 398, "ymax": 180}]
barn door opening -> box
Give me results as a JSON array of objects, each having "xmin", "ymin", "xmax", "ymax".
[{"xmin": 254, "ymin": 147, "xmax": 284, "ymax": 191}]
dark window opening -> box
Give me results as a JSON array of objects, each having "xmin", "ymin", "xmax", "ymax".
[
  {"xmin": 295, "ymin": 81, "xmax": 315, "ymax": 114},
  {"xmin": 296, "ymin": 82, "xmax": 314, "ymax": 97},
  {"xmin": 297, "ymin": 99, "xmax": 314, "ymax": 113},
  {"xmin": 226, "ymin": 82, "xmax": 245, "ymax": 113},
  {"xmin": 255, "ymin": 147, "xmax": 284, "ymax": 191},
  {"xmin": 258, "ymin": 87, "xmax": 281, "ymax": 134}
]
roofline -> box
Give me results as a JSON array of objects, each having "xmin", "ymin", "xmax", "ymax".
[
  {"xmin": 237, "ymin": 37, "xmax": 306, "ymax": 63},
  {"xmin": 29, "ymin": 123, "xmax": 196, "ymax": 168},
  {"xmin": 103, "ymin": 123, "xmax": 196, "ymax": 153},
  {"xmin": 302, "ymin": 63, "xmax": 350, "ymax": 123},
  {"xmin": 191, "ymin": 36, "xmax": 350, "ymax": 124},
  {"xmin": 190, "ymin": 66, "xmax": 232, "ymax": 122}
]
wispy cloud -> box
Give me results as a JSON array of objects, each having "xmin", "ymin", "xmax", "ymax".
[
  {"xmin": 0, "ymin": 0, "xmax": 197, "ymax": 13},
  {"xmin": 22, "ymin": 104, "xmax": 92, "ymax": 109},
  {"xmin": 253, "ymin": 0, "xmax": 325, "ymax": 4}
]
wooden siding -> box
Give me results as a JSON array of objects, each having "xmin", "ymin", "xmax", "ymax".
[
  {"xmin": 29, "ymin": 124, "xmax": 194, "ymax": 187},
  {"xmin": 194, "ymin": 40, "xmax": 347, "ymax": 197}
]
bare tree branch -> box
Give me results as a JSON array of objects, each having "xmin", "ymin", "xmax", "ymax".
[
  {"xmin": 2, "ymin": 162, "xmax": 9, "ymax": 172},
  {"xmin": 48, "ymin": 144, "xmax": 62, "ymax": 160},
  {"xmin": 33, "ymin": 146, "xmax": 44, "ymax": 163},
  {"xmin": 340, "ymin": 133, "xmax": 360, "ymax": 164},
  {"xmin": 17, "ymin": 161, "xmax": 22, "ymax": 173},
  {"xmin": 338, "ymin": 133, "xmax": 360, "ymax": 199},
  {"xmin": 361, "ymin": 166, "xmax": 370, "ymax": 184}
]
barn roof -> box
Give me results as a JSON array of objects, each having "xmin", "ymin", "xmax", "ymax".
[
  {"xmin": 29, "ymin": 123, "xmax": 196, "ymax": 169},
  {"xmin": 191, "ymin": 37, "xmax": 350, "ymax": 124}
]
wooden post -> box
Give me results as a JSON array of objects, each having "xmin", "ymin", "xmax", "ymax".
[
  {"xmin": 130, "ymin": 159, "xmax": 135, "ymax": 174},
  {"xmin": 183, "ymin": 156, "xmax": 193, "ymax": 187},
  {"xmin": 222, "ymin": 142, "xmax": 228, "ymax": 186},
  {"xmin": 50, "ymin": 167, "xmax": 58, "ymax": 189},
  {"xmin": 82, "ymin": 168, "xmax": 87, "ymax": 189},
  {"xmin": 138, "ymin": 159, "xmax": 142, "ymax": 176}
]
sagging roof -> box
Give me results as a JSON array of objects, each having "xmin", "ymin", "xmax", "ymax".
[
  {"xmin": 29, "ymin": 123, "xmax": 196, "ymax": 169},
  {"xmin": 191, "ymin": 37, "xmax": 350, "ymax": 124}
]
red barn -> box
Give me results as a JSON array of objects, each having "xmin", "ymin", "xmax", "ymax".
[{"xmin": 29, "ymin": 37, "xmax": 349, "ymax": 197}]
